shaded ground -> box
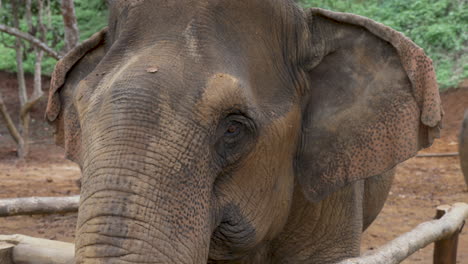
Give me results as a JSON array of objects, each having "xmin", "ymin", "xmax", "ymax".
[{"xmin": 0, "ymin": 71, "xmax": 467, "ymax": 262}]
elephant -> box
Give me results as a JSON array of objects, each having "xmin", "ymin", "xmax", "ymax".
[
  {"xmin": 45, "ymin": 0, "xmax": 443, "ymax": 263},
  {"xmin": 460, "ymin": 110, "xmax": 468, "ymax": 186}
]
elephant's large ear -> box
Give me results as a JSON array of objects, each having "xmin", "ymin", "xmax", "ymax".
[
  {"xmin": 297, "ymin": 9, "xmax": 443, "ymax": 202},
  {"xmin": 46, "ymin": 28, "xmax": 107, "ymax": 163}
]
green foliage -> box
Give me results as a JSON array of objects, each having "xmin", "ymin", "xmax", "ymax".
[
  {"xmin": 0, "ymin": 1, "xmax": 465, "ymax": 89},
  {"xmin": 74, "ymin": 0, "xmax": 108, "ymax": 40},
  {"xmin": 0, "ymin": 0, "xmax": 108, "ymax": 75},
  {"xmin": 299, "ymin": 0, "xmax": 467, "ymax": 89}
]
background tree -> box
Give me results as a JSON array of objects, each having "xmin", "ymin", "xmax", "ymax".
[
  {"xmin": 0, "ymin": 0, "xmax": 55, "ymax": 158},
  {"xmin": 0, "ymin": 0, "xmax": 106, "ymax": 158},
  {"xmin": 61, "ymin": 0, "xmax": 79, "ymax": 51}
]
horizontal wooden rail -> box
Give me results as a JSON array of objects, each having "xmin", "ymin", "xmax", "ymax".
[
  {"xmin": 338, "ymin": 203, "xmax": 468, "ymax": 264},
  {"xmin": 1, "ymin": 200, "xmax": 466, "ymax": 263},
  {"xmin": 416, "ymin": 152, "xmax": 459, "ymax": 157},
  {"xmin": 0, "ymin": 196, "xmax": 79, "ymax": 216},
  {"xmin": 0, "ymin": 234, "xmax": 74, "ymax": 264}
]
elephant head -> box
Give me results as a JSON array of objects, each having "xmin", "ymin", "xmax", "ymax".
[{"xmin": 46, "ymin": 0, "xmax": 442, "ymax": 263}]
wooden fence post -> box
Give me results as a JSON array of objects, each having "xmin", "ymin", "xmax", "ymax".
[
  {"xmin": 433, "ymin": 205, "xmax": 464, "ymax": 264},
  {"xmin": 0, "ymin": 242, "xmax": 15, "ymax": 264},
  {"xmin": 0, "ymin": 235, "xmax": 74, "ymax": 264}
]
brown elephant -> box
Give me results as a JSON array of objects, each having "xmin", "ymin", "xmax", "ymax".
[
  {"xmin": 460, "ymin": 110, "xmax": 468, "ymax": 186},
  {"xmin": 45, "ymin": 1, "xmax": 443, "ymax": 263}
]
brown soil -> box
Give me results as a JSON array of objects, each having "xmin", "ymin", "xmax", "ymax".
[
  {"xmin": 0, "ymin": 71, "xmax": 467, "ymax": 262},
  {"xmin": 361, "ymin": 85, "xmax": 468, "ymax": 263}
]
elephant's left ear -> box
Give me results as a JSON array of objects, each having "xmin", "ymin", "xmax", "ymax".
[
  {"xmin": 296, "ymin": 8, "xmax": 443, "ymax": 202},
  {"xmin": 45, "ymin": 28, "xmax": 107, "ymax": 163},
  {"xmin": 46, "ymin": 28, "xmax": 107, "ymax": 122}
]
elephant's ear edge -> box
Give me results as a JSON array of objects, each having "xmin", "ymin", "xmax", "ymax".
[{"xmin": 46, "ymin": 27, "xmax": 108, "ymax": 122}]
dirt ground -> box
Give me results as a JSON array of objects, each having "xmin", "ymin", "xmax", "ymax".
[
  {"xmin": 0, "ymin": 71, "xmax": 467, "ymax": 263},
  {"xmin": 361, "ymin": 84, "xmax": 468, "ymax": 263}
]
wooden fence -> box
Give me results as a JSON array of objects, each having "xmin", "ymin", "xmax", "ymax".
[{"xmin": 0, "ymin": 196, "xmax": 466, "ymax": 264}]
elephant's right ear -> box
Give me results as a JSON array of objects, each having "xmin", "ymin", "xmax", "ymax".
[
  {"xmin": 46, "ymin": 28, "xmax": 107, "ymax": 162},
  {"xmin": 296, "ymin": 9, "xmax": 443, "ymax": 202}
]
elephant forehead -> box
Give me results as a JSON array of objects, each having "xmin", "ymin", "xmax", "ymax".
[
  {"xmin": 84, "ymin": 0, "xmax": 307, "ymax": 123},
  {"xmin": 108, "ymin": 0, "xmax": 305, "ymax": 55},
  {"xmin": 195, "ymin": 73, "xmax": 301, "ymax": 130},
  {"xmin": 195, "ymin": 74, "xmax": 252, "ymax": 124}
]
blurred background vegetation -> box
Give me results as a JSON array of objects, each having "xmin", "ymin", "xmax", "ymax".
[
  {"xmin": 0, "ymin": 0, "xmax": 107, "ymax": 74},
  {"xmin": 0, "ymin": 0, "xmax": 466, "ymax": 89}
]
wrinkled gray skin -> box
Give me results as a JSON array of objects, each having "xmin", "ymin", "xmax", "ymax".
[
  {"xmin": 46, "ymin": 0, "xmax": 442, "ymax": 263},
  {"xmin": 460, "ymin": 110, "xmax": 468, "ymax": 186}
]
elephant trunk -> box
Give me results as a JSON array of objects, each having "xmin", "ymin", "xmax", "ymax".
[{"xmin": 74, "ymin": 124, "xmax": 213, "ymax": 263}]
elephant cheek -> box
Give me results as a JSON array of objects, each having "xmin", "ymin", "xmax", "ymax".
[
  {"xmin": 238, "ymin": 106, "xmax": 300, "ymax": 240},
  {"xmin": 209, "ymin": 106, "xmax": 300, "ymax": 260}
]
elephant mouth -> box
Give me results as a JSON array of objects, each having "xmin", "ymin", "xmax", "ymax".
[{"xmin": 208, "ymin": 204, "xmax": 258, "ymax": 261}]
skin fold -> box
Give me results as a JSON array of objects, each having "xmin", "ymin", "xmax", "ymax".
[{"xmin": 46, "ymin": 0, "xmax": 442, "ymax": 263}]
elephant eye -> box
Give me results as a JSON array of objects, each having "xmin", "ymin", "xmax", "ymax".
[
  {"xmin": 219, "ymin": 114, "xmax": 255, "ymax": 145},
  {"xmin": 214, "ymin": 113, "xmax": 256, "ymax": 165},
  {"xmin": 225, "ymin": 121, "xmax": 242, "ymax": 137}
]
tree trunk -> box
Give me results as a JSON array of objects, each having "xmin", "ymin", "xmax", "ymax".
[
  {"xmin": 32, "ymin": 0, "xmax": 45, "ymax": 101},
  {"xmin": 24, "ymin": 0, "xmax": 45, "ymax": 83},
  {"xmin": 12, "ymin": 0, "xmax": 29, "ymax": 159},
  {"xmin": 0, "ymin": 92, "xmax": 23, "ymax": 146},
  {"xmin": 25, "ymin": 0, "xmax": 33, "ymax": 33},
  {"xmin": 61, "ymin": 0, "xmax": 79, "ymax": 51},
  {"xmin": 460, "ymin": 110, "xmax": 468, "ymax": 186},
  {"xmin": 1, "ymin": 0, "xmax": 50, "ymax": 159}
]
